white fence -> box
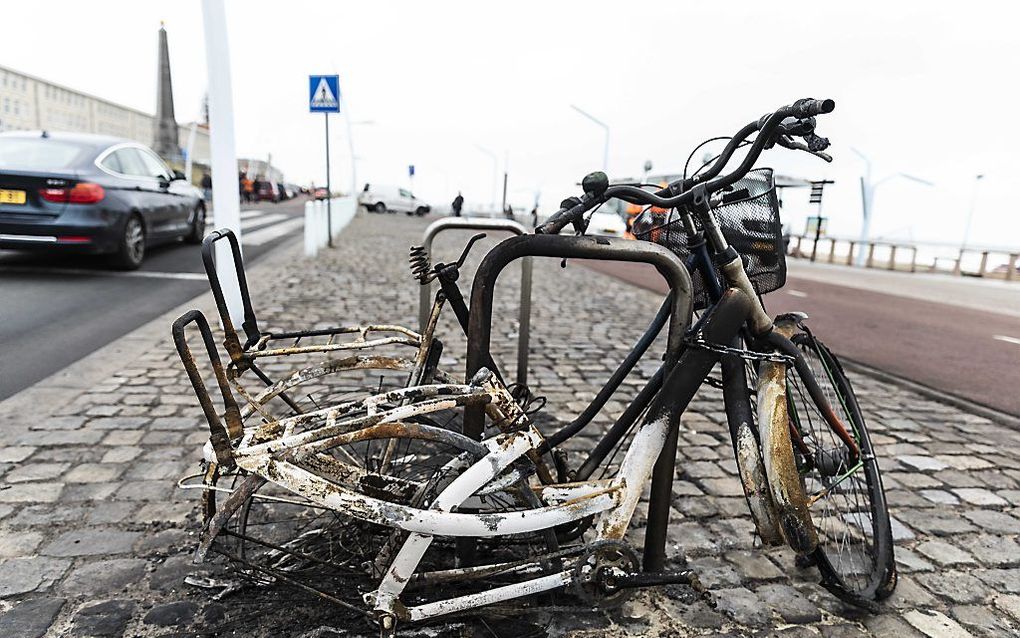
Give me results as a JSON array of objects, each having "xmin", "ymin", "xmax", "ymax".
[{"xmin": 304, "ymin": 196, "xmax": 358, "ymax": 257}]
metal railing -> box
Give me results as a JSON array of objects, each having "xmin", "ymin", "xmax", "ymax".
[
  {"xmin": 787, "ymin": 234, "xmax": 1020, "ymax": 281},
  {"xmin": 418, "ymin": 217, "xmax": 533, "ymax": 387}
]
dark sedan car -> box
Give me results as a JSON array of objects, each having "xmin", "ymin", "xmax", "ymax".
[
  {"xmin": 253, "ymin": 180, "xmax": 279, "ymax": 203},
  {"xmin": 0, "ymin": 131, "xmax": 205, "ymax": 269}
]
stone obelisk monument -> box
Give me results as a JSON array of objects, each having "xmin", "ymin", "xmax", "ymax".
[{"xmin": 153, "ymin": 22, "xmax": 180, "ymax": 162}]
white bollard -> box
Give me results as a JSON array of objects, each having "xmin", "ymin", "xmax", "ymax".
[
  {"xmin": 304, "ymin": 200, "xmax": 317, "ymax": 257},
  {"xmin": 317, "ymin": 200, "xmax": 328, "ymax": 250}
]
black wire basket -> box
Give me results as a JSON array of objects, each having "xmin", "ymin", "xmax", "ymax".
[{"xmin": 632, "ymin": 168, "xmax": 786, "ymax": 310}]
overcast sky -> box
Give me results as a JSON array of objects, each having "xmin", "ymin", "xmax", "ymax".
[{"xmin": 1, "ymin": 1, "xmax": 1017, "ymax": 249}]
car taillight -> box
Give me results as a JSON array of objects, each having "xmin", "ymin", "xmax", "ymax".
[{"xmin": 38, "ymin": 182, "xmax": 105, "ymax": 204}]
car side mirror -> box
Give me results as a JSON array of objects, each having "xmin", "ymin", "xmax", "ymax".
[{"xmin": 172, "ymin": 170, "xmax": 186, "ymax": 181}]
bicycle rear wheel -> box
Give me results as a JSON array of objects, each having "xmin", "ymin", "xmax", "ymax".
[{"xmin": 787, "ymin": 331, "xmax": 896, "ymax": 603}]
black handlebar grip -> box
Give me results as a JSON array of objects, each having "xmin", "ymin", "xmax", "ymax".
[
  {"xmin": 793, "ymin": 98, "xmax": 835, "ymax": 117},
  {"xmin": 535, "ymin": 197, "xmax": 591, "ymax": 235}
]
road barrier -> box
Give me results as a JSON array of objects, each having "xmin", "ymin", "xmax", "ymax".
[
  {"xmin": 304, "ymin": 196, "xmax": 358, "ymax": 257},
  {"xmin": 418, "ymin": 217, "xmax": 533, "ymax": 387}
]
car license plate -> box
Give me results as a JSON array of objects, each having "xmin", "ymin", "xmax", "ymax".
[{"xmin": 0, "ymin": 189, "xmax": 27, "ymax": 205}]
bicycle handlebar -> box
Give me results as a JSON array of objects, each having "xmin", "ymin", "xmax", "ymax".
[
  {"xmin": 535, "ymin": 194, "xmax": 594, "ymax": 235},
  {"xmin": 792, "ymin": 98, "xmax": 836, "ymax": 118},
  {"xmin": 535, "ymin": 97, "xmax": 835, "ymax": 234}
]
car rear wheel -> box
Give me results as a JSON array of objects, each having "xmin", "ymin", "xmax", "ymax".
[
  {"xmin": 184, "ymin": 205, "xmax": 205, "ymax": 244},
  {"xmin": 415, "ymin": 207, "xmax": 428, "ymax": 216},
  {"xmin": 373, "ymin": 202, "xmax": 386, "ymax": 213},
  {"xmin": 111, "ymin": 215, "xmax": 145, "ymax": 270}
]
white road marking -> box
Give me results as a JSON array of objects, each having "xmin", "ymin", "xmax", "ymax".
[
  {"xmin": 240, "ymin": 213, "xmax": 288, "ymax": 231},
  {"xmin": 993, "ymin": 335, "xmax": 1020, "ymax": 346},
  {"xmin": 208, "ymin": 210, "xmax": 263, "ymax": 223},
  {"xmin": 241, "ymin": 217, "xmax": 305, "ymax": 246},
  {"xmin": 0, "ymin": 266, "xmax": 206, "ymax": 280},
  {"xmin": 786, "ymin": 289, "xmax": 808, "ymax": 298},
  {"xmin": 205, "ymin": 212, "xmax": 294, "ymax": 244}
]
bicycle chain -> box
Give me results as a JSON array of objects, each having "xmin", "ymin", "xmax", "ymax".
[{"xmin": 683, "ymin": 335, "xmax": 795, "ymax": 364}]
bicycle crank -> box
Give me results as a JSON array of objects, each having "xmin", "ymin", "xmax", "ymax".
[
  {"xmin": 571, "ymin": 541, "xmax": 715, "ymax": 609},
  {"xmin": 608, "ymin": 571, "xmax": 716, "ymax": 609}
]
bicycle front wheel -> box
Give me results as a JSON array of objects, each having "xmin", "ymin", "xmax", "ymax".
[{"xmin": 787, "ymin": 331, "xmax": 896, "ymax": 603}]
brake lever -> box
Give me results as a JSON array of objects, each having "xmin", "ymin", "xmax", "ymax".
[
  {"xmin": 803, "ymin": 132, "xmax": 830, "ymax": 153},
  {"xmin": 455, "ymin": 233, "xmax": 487, "ymax": 267},
  {"xmin": 777, "ymin": 135, "xmax": 834, "ymax": 163}
]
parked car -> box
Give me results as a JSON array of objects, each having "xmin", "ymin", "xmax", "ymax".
[
  {"xmin": 0, "ymin": 130, "xmax": 205, "ymax": 269},
  {"xmin": 360, "ymin": 183, "xmax": 430, "ymax": 216},
  {"xmin": 253, "ymin": 180, "xmax": 279, "ymax": 202},
  {"xmin": 312, "ymin": 187, "xmax": 329, "ymax": 200},
  {"xmin": 586, "ymin": 209, "xmax": 628, "ymax": 237}
]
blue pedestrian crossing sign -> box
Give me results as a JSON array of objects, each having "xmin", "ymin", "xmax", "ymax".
[{"xmin": 309, "ymin": 75, "xmax": 340, "ymax": 113}]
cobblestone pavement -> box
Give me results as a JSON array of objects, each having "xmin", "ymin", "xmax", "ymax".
[{"xmin": 2, "ymin": 213, "xmax": 1019, "ymax": 637}]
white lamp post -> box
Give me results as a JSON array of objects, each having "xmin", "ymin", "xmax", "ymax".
[
  {"xmin": 851, "ymin": 147, "xmax": 933, "ymax": 266},
  {"xmin": 570, "ymin": 104, "xmax": 609, "ymax": 172},
  {"xmin": 201, "ymin": 0, "xmax": 243, "ymax": 326}
]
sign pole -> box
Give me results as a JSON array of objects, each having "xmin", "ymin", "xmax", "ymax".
[
  {"xmin": 325, "ymin": 112, "xmax": 333, "ymax": 247},
  {"xmin": 310, "ymin": 74, "xmax": 340, "ymax": 246}
]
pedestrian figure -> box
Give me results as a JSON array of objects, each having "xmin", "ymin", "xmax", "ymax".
[
  {"xmin": 530, "ymin": 205, "xmax": 538, "ymax": 228},
  {"xmin": 451, "ymin": 192, "xmax": 464, "ymax": 217},
  {"xmin": 201, "ymin": 171, "xmax": 213, "ymax": 203}
]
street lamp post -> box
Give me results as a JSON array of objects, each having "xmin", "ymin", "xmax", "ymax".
[
  {"xmin": 851, "ymin": 147, "xmax": 933, "ymax": 266},
  {"xmin": 342, "ymin": 113, "xmax": 374, "ymax": 196},
  {"xmin": 570, "ymin": 104, "xmax": 609, "ymax": 172},
  {"xmin": 960, "ymin": 174, "xmax": 985, "ymax": 250},
  {"xmin": 956, "ymin": 174, "xmax": 985, "ymax": 274},
  {"xmin": 201, "ymin": 0, "xmax": 243, "ymax": 327}
]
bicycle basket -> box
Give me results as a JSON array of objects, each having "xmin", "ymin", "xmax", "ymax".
[{"xmin": 631, "ymin": 168, "xmax": 785, "ymax": 310}]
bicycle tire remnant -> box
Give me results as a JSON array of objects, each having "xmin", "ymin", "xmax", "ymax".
[{"xmin": 758, "ymin": 319, "xmax": 817, "ymax": 554}]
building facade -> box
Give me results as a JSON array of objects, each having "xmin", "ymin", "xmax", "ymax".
[
  {"xmin": 238, "ymin": 158, "xmax": 285, "ymax": 184},
  {"xmin": 0, "ymin": 63, "xmax": 209, "ymax": 168}
]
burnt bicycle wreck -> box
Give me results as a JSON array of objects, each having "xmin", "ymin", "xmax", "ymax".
[{"xmin": 173, "ymin": 98, "xmax": 895, "ymax": 636}]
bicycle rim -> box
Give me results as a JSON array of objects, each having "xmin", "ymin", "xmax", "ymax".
[{"xmin": 787, "ymin": 333, "xmax": 895, "ymax": 601}]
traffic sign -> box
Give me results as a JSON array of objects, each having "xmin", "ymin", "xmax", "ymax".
[
  {"xmin": 309, "ymin": 75, "xmax": 340, "ymax": 113},
  {"xmin": 408, "ymin": 164, "xmax": 415, "ymax": 177}
]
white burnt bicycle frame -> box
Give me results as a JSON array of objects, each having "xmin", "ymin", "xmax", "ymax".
[{"xmin": 172, "ymin": 98, "xmax": 880, "ymax": 631}]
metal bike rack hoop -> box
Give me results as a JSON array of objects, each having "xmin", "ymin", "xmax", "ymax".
[{"xmin": 418, "ymin": 217, "xmax": 533, "ymax": 387}]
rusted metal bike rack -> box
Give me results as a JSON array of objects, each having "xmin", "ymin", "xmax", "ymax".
[
  {"xmin": 418, "ymin": 217, "xmax": 533, "ymax": 387},
  {"xmin": 460, "ymin": 232, "xmax": 700, "ymax": 572}
]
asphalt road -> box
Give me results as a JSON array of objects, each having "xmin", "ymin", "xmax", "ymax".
[
  {"xmin": 581, "ymin": 259, "xmax": 1020, "ymax": 416},
  {"xmin": 0, "ymin": 199, "xmax": 307, "ymax": 401}
]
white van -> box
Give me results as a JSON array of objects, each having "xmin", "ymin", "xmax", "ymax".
[{"xmin": 360, "ymin": 184, "xmax": 431, "ymax": 216}]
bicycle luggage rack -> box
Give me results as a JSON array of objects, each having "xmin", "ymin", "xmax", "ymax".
[{"xmin": 417, "ymin": 217, "xmax": 533, "ymax": 387}]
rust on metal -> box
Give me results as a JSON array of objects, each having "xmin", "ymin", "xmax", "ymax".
[{"xmin": 757, "ymin": 346, "xmax": 818, "ymax": 554}]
